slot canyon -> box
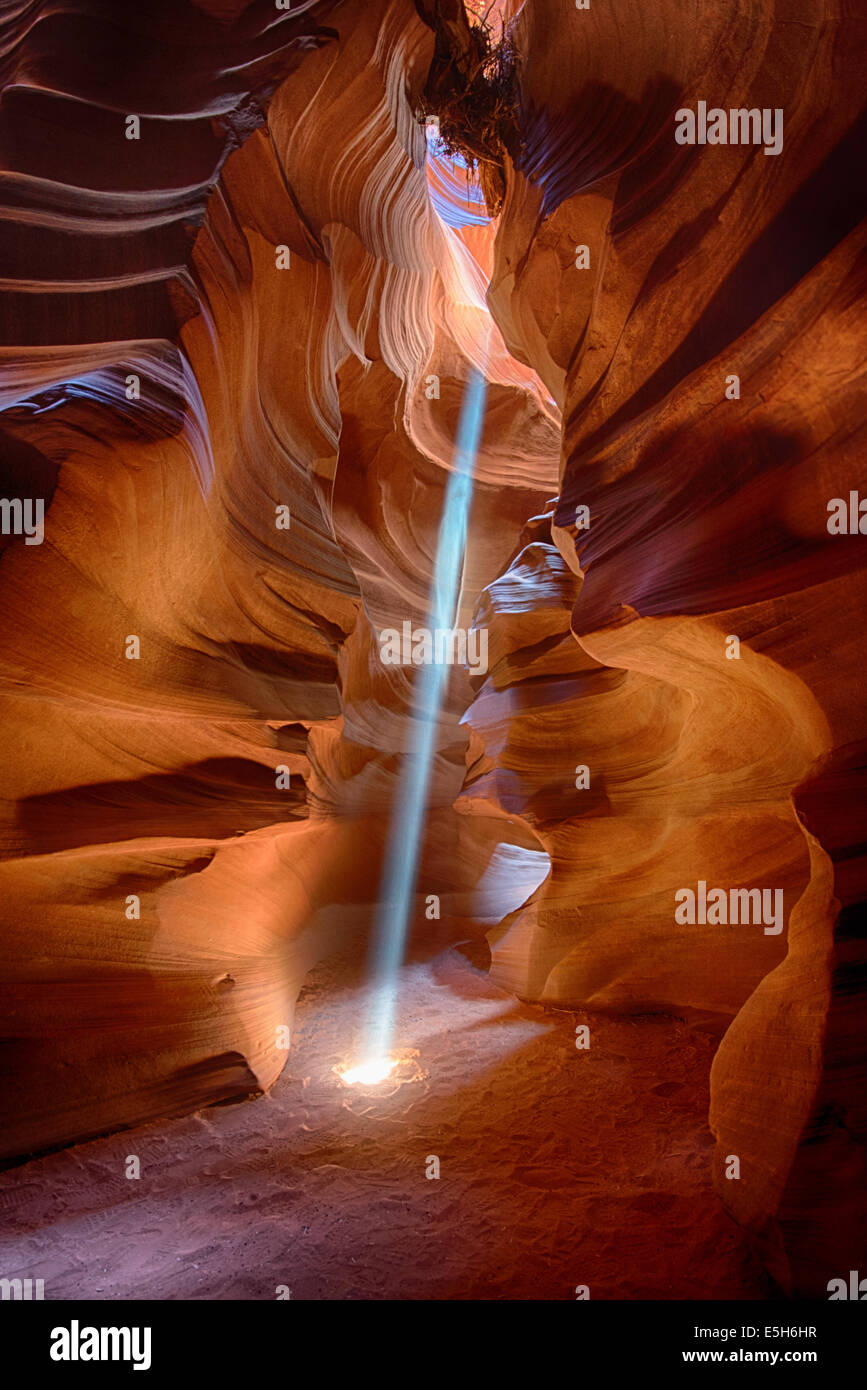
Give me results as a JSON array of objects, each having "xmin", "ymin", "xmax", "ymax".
[{"xmin": 0, "ymin": 0, "xmax": 864, "ymax": 1307}]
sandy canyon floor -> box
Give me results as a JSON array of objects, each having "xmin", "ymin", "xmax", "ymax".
[{"xmin": 0, "ymin": 942, "xmax": 778, "ymax": 1301}]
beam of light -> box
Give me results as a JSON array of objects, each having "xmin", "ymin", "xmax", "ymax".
[{"xmin": 359, "ymin": 365, "xmax": 488, "ymax": 1072}]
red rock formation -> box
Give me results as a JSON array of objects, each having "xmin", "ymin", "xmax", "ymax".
[
  {"xmin": 446, "ymin": 0, "xmax": 866, "ymax": 1293},
  {"xmin": 0, "ymin": 0, "xmax": 557, "ymax": 1157},
  {"xmin": 0, "ymin": 0, "xmax": 864, "ymax": 1299}
]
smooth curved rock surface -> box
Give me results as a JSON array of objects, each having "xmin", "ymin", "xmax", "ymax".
[
  {"xmin": 462, "ymin": 0, "xmax": 866, "ymax": 1293},
  {"xmin": 0, "ymin": 0, "xmax": 558, "ymax": 1157}
]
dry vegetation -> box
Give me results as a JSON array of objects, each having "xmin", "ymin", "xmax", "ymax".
[{"xmin": 416, "ymin": 2, "xmax": 520, "ymax": 216}]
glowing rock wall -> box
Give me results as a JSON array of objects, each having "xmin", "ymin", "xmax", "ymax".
[
  {"xmin": 0, "ymin": 0, "xmax": 557, "ymax": 1156},
  {"xmin": 464, "ymin": 0, "xmax": 866, "ymax": 1294}
]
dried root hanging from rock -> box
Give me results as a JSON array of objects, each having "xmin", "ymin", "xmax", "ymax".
[{"xmin": 415, "ymin": 0, "xmax": 520, "ymax": 216}]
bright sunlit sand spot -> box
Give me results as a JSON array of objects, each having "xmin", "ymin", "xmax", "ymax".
[{"xmin": 335, "ymin": 1056, "xmax": 398, "ymax": 1087}]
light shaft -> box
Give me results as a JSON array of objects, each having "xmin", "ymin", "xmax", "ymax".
[{"xmin": 363, "ymin": 367, "xmax": 487, "ymax": 1062}]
